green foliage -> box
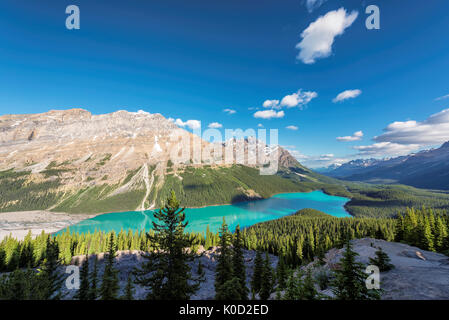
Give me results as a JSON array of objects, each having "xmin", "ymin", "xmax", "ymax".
[
  {"xmin": 52, "ymin": 185, "xmax": 146, "ymax": 214},
  {"xmin": 232, "ymin": 225, "xmax": 249, "ymax": 300},
  {"xmin": 0, "ymin": 169, "xmax": 61, "ymax": 212},
  {"xmin": 242, "ymin": 210, "xmax": 396, "ymax": 267},
  {"xmin": 75, "ymin": 255, "xmax": 90, "ymax": 300},
  {"xmin": 394, "ymin": 207, "xmax": 449, "ymax": 253},
  {"xmin": 100, "ymin": 233, "xmax": 119, "ymax": 300},
  {"xmin": 38, "ymin": 237, "xmax": 65, "ymax": 300},
  {"xmin": 251, "ymin": 250, "xmax": 263, "ymax": 297},
  {"xmin": 275, "ymin": 257, "xmax": 288, "ymax": 290},
  {"xmin": 332, "ymin": 239, "xmax": 381, "ymax": 300},
  {"xmin": 88, "ymin": 255, "xmax": 99, "ymax": 300},
  {"xmin": 0, "ymin": 268, "xmax": 42, "ymax": 300},
  {"xmin": 369, "ymin": 247, "xmax": 394, "ymax": 272},
  {"xmin": 122, "ymin": 274, "xmax": 135, "ymax": 300},
  {"xmin": 133, "ymin": 191, "xmax": 201, "ymax": 300},
  {"xmin": 259, "ymin": 253, "xmax": 274, "ymax": 300},
  {"xmin": 215, "ymin": 218, "xmax": 234, "ymax": 299}
]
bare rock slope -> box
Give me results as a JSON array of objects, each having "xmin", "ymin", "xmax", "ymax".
[{"xmin": 315, "ymin": 238, "xmax": 449, "ymax": 300}]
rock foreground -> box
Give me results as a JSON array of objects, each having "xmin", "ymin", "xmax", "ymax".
[
  {"xmin": 312, "ymin": 238, "xmax": 449, "ymax": 300},
  {"xmin": 61, "ymin": 238, "xmax": 449, "ymax": 300}
]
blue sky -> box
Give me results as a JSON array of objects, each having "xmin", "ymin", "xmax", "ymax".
[{"xmin": 1, "ymin": 0, "xmax": 449, "ymax": 167}]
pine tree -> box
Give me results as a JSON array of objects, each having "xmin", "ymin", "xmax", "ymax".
[
  {"xmin": 434, "ymin": 216, "xmax": 448, "ymax": 252},
  {"xmin": 122, "ymin": 274, "xmax": 134, "ymax": 300},
  {"xmin": 275, "ymin": 257, "xmax": 288, "ymax": 290},
  {"xmin": 215, "ymin": 218, "xmax": 236, "ymax": 299},
  {"xmin": 38, "ymin": 236, "xmax": 65, "ymax": 300},
  {"xmin": 88, "ymin": 255, "xmax": 98, "ymax": 300},
  {"xmin": 259, "ymin": 253, "xmax": 274, "ymax": 300},
  {"xmin": 301, "ymin": 269, "xmax": 318, "ymax": 300},
  {"xmin": 133, "ymin": 191, "xmax": 200, "ymax": 300},
  {"xmin": 394, "ymin": 214, "xmax": 404, "ymax": 242},
  {"xmin": 75, "ymin": 255, "xmax": 90, "ymax": 300},
  {"xmin": 251, "ymin": 250, "xmax": 263, "ymax": 297},
  {"xmin": 0, "ymin": 247, "xmax": 5, "ymax": 272},
  {"xmin": 100, "ymin": 233, "xmax": 119, "ymax": 300},
  {"xmin": 232, "ymin": 225, "xmax": 249, "ymax": 300},
  {"xmin": 332, "ymin": 239, "xmax": 380, "ymax": 300},
  {"xmin": 369, "ymin": 247, "xmax": 394, "ymax": 272}
]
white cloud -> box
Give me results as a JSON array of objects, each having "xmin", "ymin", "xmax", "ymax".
[
  {"xmin": 208, "ymin": 122, "xmax": 223, "ymax": 129},
  {"xmin": 223, "ymin": 108, "xmax": 236, "ymax": 115},
  {"xmin": 305, "ymin": 0, "xmax": 328, "ymax": 13},
  {"xmin": 373, "ymin": 108, "xmax": 449, "ymax": 145},
  {"xmin": 253, "ymin": 110, "xmax": 285, "ymax": 119},
  {"xmin": 263, "ymin": 89, "xmax": 317, "ymax": 110},
  {"xmin": 174, "ymin": 118, "xmax": 201, "ymax": 130},
  {"xmin": 286, "ymin": 125, "xmax": 299, "ymax": 131},
  {"xmin": 353, "ymin": 142, "xmax": 420, "ymax": 157},
  {"xmin": 435, "ymin": 94, "xmax": 449, "ymax": 101},
  {"xmin": 280, "ymin": 90, "xmax": 318, "ymax": 108},
  {"xmin": 262, "ymin": 99, "xmax": 280, "ymax": 109},
  {"xmin": 296, "ymin": 8, "xmax": 358, "ymax": 64},
  {"xmin": 257, "ymin": 123, "xmax": 264, "ymax": 128},
  {"xmin": 333, "ymin": 89, "xmax": 362, "ymax": 103},
  {"xmin": 337, "ymin": 130, "xmax": 363, "ymax": 142}
]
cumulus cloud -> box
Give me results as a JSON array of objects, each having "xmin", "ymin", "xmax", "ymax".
[
  {"xmin": 262, "ymin": 100, "xmax": 280, "ymax": 109},
  {"xmin": 286, "ymin": 125, "xmax": 299, "ymax": 131},
  {"xmin": 333, "ymin": 89, "xmax": 362, "ymax": 103},
  {"xmin": 281, "ymin": 90, "xmax": 318, "ymax": 108},
  {"xmin": 296, "ymin": 8, "xmax": 358, "ymax": 64},
  {"xmin": 223, "ymin": 108, "xmax": 236, "ymax": 115},
  {"xmin": 373, "ymin": 108, "xmax": 449, "ymax": 145},
  {"xmin": 253, "ymin": 110, "xmax": 285, "ymax": 119},
  {"xmin": 263, "ymin": 90, "xmax": 317, "ymax": 110},
  {"xmin": 305, "ymin": 0, "xmax": 328, "ymax": 13},
  {"xmin": 174, "ymin": 118, "xmax": 201, "ymax": 130},
  {"xmin": 208, "ymin": 122, "xmax": 223, "ymax": 129},
  {"xmin": 257, "ymin": 123, "xmax": 264, "ymax": 128},
  {"xmin": 337, "ymin": 130, "xmax": 363, "ymax": 142},
  {"xmin": 353, "ymin": 142, "xmax": 420, "ymax": 157}
]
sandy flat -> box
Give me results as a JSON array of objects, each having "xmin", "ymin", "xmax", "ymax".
[{"xmin": 0, "ymin": 211, "xmax": 98, "ymax": 241}]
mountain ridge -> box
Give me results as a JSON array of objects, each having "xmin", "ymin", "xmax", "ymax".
[
  {"xmin": 323, "ymin": 141, "xmax": 449, "ymax": 190},
  {"xmin": 0, "ymin": 108, "xmax": 324, "ymax": 213}
]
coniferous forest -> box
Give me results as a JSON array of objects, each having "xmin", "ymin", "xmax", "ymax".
[{"xmin": 1, "ymin": 189, "xmax": 448, "ymax": 300}]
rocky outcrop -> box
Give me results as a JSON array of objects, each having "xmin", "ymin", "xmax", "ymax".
[{"xmin": 306, "ymin": 238, "xmax": 449, "ymax": 300}]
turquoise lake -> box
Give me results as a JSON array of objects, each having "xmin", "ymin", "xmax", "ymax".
[{"xmin": 58, "ymin": 191, "xmax": 351, "ymax": 235}]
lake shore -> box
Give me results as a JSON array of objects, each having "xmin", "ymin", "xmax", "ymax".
[{"xmin": 0, "ymin": 211, "xmax": 98, "ymax": 241}]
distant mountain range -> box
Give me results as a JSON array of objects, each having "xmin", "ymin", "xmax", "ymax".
[
  {"xmin": 0, "ymin": 109, "xmax": 330, "ymax": 214},
  {"xmin": 322, "ymin": 141, "xmax": 449, "ymax": 190}
]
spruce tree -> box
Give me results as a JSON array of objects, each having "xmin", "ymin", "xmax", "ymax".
[
  {"xmin": 75, "ymin": 255, "xmax": 90, "ymax": 300},
  {"xmin": 88, "ymin": 255, "xmax": 98, "ymax": 300},
  {"xmin": 332, "ymin": 239, "xmax": 380, "ymax": 300},
  {"xmin": 259, "ymin": 253, "xmax": 274, "ymax": 300},
  {"xmin": 133, "ymin": 191, "xmax": 200, "ymax": 300},
  {"xmin": 275, "ymin": 257, "xmax": 288, "ymax": 290},
  {"xmin": 122, "ymin": 274, "xmax": 134, "ymax": 300},
  {"xmin": 100, "ymin": 233, "xmax": 119, "ymax": 300},
  {"xmin": 300, "ymin": 269, "xmax": 318, "ymax": 300},
  {"xmin": 38, "ymin": 236, "xmax": 65, "ymax": 300},
  {"xmin": 369, "ymin": 247, "xmax": 394, "ymax": 272},
  {"xmin": 251, "ymin": 249, "xmax": 263, "ymax": 298},
  {"xmin": 215, "ymin": 218, "xmax": 236, "ymax": 299},
  {"xmin": 232, "ymin": 225, "xmax": 249, "ymax": 300}
]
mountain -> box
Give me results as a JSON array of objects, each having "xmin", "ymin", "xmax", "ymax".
[
  {"xmin": 323, "ymin": 142, "xmax": 449, "ymax": 190},
  {"xmin": 0, "ymin": 109, "xmax": 328, "ymax": 214}
]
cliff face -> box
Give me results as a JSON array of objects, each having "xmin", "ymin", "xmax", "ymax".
[
  {"xmin": 0, "ymin": 109, "xmax": 308, "ymax": 213},
  {"xmin": 0, "ymin": 109, "xmax": 202, "ymax": 184}
]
